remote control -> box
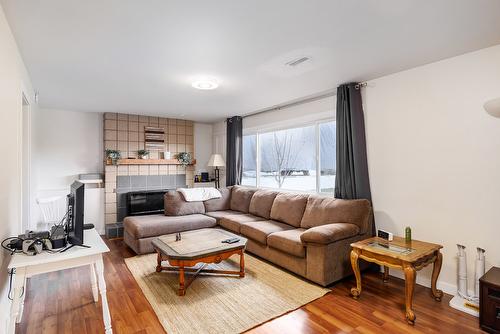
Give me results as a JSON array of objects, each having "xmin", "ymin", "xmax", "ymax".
[{"xmin": 222, "ymin": 237, "xmax": 240, "ymax": 244}]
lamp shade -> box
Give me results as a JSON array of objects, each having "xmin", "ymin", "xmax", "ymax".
[
  {"xmin": 484, "ymin": 97, "xmax": 500, "ymax": 118},
  {"xmin": 207, "ymin": 154, "xmax": 226, "ymax": 167}
]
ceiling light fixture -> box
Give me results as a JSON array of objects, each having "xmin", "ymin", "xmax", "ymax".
[{"xmin": 191, "ymin": 78, "xmax": 219, "ymax": 90}]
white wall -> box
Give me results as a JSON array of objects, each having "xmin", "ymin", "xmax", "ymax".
[
  {"xmin": 193, "ymin": 122, "xmax": 213, "ymax": 174},
  {"xmin": 364, "ymin": 44, "xmax": 500, "ymax": 294},
  {"xmin": 31, "ymin": 108, "xmax": 103, "ymax": 224},
  {"xmin": 0, "ymin": 4, "xmax": 36, "ymax": 330}
]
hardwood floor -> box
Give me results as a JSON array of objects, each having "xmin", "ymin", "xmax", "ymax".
[{"xmin": 16, "ymin": 237, "xmax": 483, "ymax": 334}]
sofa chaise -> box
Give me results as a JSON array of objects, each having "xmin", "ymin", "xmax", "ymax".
[{"xmin": 124, "ymin": 185, "xmax": 372, "ymax": 286}]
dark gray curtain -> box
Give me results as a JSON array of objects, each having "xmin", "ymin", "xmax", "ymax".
[
  {"xmin": 335, "ymin": 83, "xmax": 374, "ymax": 231},
  {"xmin": 226, "ymin": 116, "xmax": 243, "ymax": 186}
]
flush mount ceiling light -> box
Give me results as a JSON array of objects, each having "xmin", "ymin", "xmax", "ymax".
[{"xmin": 191, "ymin": 77, "xmax": 219, "ymax": 90}]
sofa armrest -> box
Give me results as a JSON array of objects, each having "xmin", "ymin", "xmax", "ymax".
[{"xmin": 300, "ymin": 223, "xmax": 360, "ymax": 245}]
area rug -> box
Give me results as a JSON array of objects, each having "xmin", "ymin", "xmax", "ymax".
[{"xmin": 125, "ymin": 253, "xmax": 330, "ymax": 334}]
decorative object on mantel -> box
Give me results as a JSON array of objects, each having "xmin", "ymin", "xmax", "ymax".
[
  {"xmin": 208, "ymin": 154, "xmax": 225, "ymax": 188},
  {"xmin": 144, "ymin": 126, "xmax": 165, "ymax": 151},
  {"xmin": 105, "ymin": 149, "xmax": 121, "ymax": 165},
  {"xmin": 175, "ymin": 152, "xmax": 192, "ymax": 167},
  {"xmin": 137, "ymin": 149, "xmax": 150, "ymax": 159},
  {"xmin": 160, "ymin": 151, "xmax": 171, "ymax": 160}
]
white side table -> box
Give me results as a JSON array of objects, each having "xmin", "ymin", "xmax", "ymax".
[{"xmin": 7, "ymin": 229, "xmax": 112, "ymax": 333}]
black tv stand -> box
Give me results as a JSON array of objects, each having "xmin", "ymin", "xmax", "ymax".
[{"xmin": 60, "ymin": 243, "xmax": 91, "ymax": 253}]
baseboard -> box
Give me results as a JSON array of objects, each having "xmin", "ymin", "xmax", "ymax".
[{"xmin": 387, "ymin": 270, "xmax": 457, "ymax": 296}]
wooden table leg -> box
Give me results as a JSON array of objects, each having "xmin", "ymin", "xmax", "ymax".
[
  {"xmin": 156, "ymin": 251, "xmax": 163, "ymax": 273},
  {"xmin": 239, "ymin": 250, "xmax": 245, "ymax": 277},
  {"xmin": 431, "ymin": 251, "xmax": 443, "ymax": 301},
  {"xmin": 178, "ymin": 266, "xmax": 186, "ymax": 296},
  {"xmin": 403, "ymin": 264, "xmax": 416, "ymax": 325},
  {"xmin": 350, "ymin": 249, "xmax": 362, "ymax": 299},
  {"xmin": 383, "ymin": 266, "xmax": 389, "ymax": 283}
]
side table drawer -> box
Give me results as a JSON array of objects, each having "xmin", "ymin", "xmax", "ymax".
[{"xmin": 481, "ymin": 283, "xmax": 500, "ymax": 333}]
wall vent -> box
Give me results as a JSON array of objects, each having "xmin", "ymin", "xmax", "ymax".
[{"xmin": 285, "ymin": 56, "xmax": 310, "ymax": 67}]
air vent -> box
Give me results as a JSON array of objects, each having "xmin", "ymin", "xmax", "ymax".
[{"xmin": 285, "ymin": 56, "xmax": 310, "ymax": 67}]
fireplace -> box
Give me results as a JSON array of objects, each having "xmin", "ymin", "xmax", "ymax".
[{"xmin": 127, "ymin": 189, "xmax": 172, "ymax": 216}]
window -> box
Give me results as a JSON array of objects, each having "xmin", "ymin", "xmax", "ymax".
[
  {"xmin": 320, "ymin": 121, "xmax": 336, "ymax": 193},
  {"xmin": 243, "ymin": 120, "xmax": 335, "ymax": 193},
  {"xmin": 242, "ymin": 134, "xmax": 257, "ymax": 186},
  {"xmin": 259, "ymin": 126, "xmax": 316, "ymax": 191}
]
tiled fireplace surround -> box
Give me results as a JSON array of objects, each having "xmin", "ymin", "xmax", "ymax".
[{"xmin": 103, "ymin": 113, "xmax": 195, "ymax": 237}]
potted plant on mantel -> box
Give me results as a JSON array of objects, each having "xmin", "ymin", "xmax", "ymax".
[
  {"xmin": 175, "ymin": 152, "xmax": 192, "ymax": 167},
  {"xmin": 137, "ymin": 149, "xmax": 150, "ymax": 159},
  {"xmin": 105, "ymin": 149, "xmax": 121, "ymax": 165}
]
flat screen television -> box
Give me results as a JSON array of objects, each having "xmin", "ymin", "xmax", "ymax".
[{"xmin": 66, "ymin": 181, "xmax": 85, "ymax": 245}]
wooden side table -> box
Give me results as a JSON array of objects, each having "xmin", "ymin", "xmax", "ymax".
[{"xmin": 350, "ymin": 236, "xmax": 443, "ymax": 325}]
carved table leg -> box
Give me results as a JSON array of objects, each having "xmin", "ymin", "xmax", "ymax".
[
  {"xmin": 350, "ymin": 249, "xmax": 362, "ymax": 299},
  {"xmin": 90, "ymin": 263, "xmax": 99, "ymax": 303},
  {"xmin": 156, "ymin": 251, "xmax": 163, "ymax": 273},
  {"xmin": 178, "ymin": 266, "xmax": 186, "ymax": 296},
  {"xmin": 403, "ymin": 264, "xmax": 416, "ymax": 325},
  {"xmin": 431, "ymin": 251, "xmax": 443, "ymax": 301},
  {"xmin": 95, "ymin": 257, "xmax": 113, "ymax": 334},
  {"xmin": 239, "ymin": 250, "xmax": 245, "ymax": 278},
  {"xmin": 383, "ymin": 266, "xmax": 389, "ymax": 283}
]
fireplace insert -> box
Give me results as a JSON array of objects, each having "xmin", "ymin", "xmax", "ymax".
[{"xmin": 127, "ymin": 189, "xmax": 171, "ymax": 216}]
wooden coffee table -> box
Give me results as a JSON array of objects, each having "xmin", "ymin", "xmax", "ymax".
[
  {"xmin": 350, "ymin": 236, "xmax": 443, "ymax": 325},
  {"xmin": 151, "ymin": 228, "xmax": 247, "ymax": 296}
]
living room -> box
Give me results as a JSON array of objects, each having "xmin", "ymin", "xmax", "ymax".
[{"xmin": 1, "ymin": 1, "xmax": 499, "ymax": 333}]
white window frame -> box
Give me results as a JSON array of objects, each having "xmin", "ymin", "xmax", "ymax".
[{"xmin": 242, "ymin": 118, "xmax": 335, "ymax": 194}]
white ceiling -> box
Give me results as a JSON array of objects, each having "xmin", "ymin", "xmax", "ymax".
[{"xmin": 3, "ymin": 0, "xmax": 500, "ymax": 122}]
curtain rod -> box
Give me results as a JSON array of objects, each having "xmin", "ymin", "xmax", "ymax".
[
  {"xmin": 241, "ymin": 82, "xmax": 367, "ymax": 119},
  {"xmin": 242, "ymin": 91, "xmax": 334, "ymax": 119}
]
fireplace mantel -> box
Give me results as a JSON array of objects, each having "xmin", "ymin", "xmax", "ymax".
[{"xmin": 107, "ymin": 158, "xmax": 196, "ymax": 166}]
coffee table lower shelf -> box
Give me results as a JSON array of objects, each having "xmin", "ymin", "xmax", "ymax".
[{"xmin": 155, "ymin": 248, "xmax": 245, "ymax": 296}]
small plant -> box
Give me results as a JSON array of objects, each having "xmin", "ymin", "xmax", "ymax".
[
  {"xmin": 105, "ymin": 149, "xmax": 121, "ymax": 165},
  {"xmin": 175, "ymin": 152, "xmax": 192, "ymax": 167},
  {"xmin": 137, "ymin": 149, "xmax": 150, "ymax": 159}
]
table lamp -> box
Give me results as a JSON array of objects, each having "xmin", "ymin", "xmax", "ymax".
[{"xmin": 207, "ymin": 154, "xmax": 225, "ymax": 188}]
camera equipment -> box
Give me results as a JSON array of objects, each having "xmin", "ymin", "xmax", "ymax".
[{"xmin": 22, "ymin": 238, "xmax": 52, "ymax": 256}]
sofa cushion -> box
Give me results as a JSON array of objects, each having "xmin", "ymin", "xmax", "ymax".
[
  {"xmin": 300, "ymin": 196, "xmax": 371, "ymax": 234},
  {"xmin": 248, "ymin": 189, "xmax": 278, "ymax": 219},
  {"xmin": 204, "ymin": 187, "xmax": 232, "ymax": 212},
  {"xmin": 269, "ymin": 193, "xmax": 309, "ymax": 227},
  {"xmin": 230, "ymin": 186, "xmax": 257, "ymax": 213},
  {"xmin": 267, "ymin": 229, "xmax": 306, "ymax": 258},
  {"xmin": 123, "ymin": 214, "xmax": 216, "ymax": 239},
  {"xmin": 165, "ymin": 190, "xmax": 205, "ymax": 216},
  {"xmin": 204, "ymin": 210, "xmax": 243, "ymax": 221},
  {"xmin": 240, "ymin": 220, "xmax": 294, "ymax": 245},
  {"xmin": 220, "ymin": 213, "xmax": 267, "ymax": 233},
  {"xmin": 300, "ymin": 223, "xmax": 359, "ymax": 244}
]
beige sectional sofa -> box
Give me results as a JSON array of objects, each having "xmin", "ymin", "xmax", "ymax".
[{"xmin": 124, "ymin": 185, "xmax": 372, "ymax": 286}]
